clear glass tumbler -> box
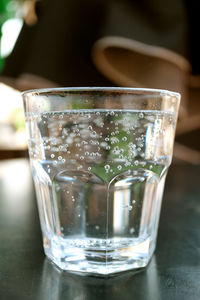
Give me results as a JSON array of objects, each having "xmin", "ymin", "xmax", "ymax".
[{"xmin": 23, "ymin": 87, "xmax": 180, "ymax": 275}]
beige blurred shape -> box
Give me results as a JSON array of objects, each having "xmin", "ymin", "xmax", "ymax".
[
  {"xmin": 0, "ymin": 74, "xmax": 58, "ymax": 158},
  {"xmin": 92, "ymin": 36, "xmax": 200, "ymax": 164}
]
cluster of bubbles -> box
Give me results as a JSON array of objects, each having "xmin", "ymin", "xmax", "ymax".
[{"xmin": 28, "ymin": 109, "xmax": 175, "ymax": 177}]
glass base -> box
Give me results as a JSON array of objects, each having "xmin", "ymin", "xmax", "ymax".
[{"xmin": 44, "ymin": 236, "xmax": 155, "ymax": 276}]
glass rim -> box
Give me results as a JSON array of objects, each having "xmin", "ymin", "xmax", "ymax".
[{"xmin": 22, "ymin": 86, "xmax": 180, "ymax": 99}]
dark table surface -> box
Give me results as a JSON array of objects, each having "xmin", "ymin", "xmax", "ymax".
[{"xmin": 0, "ymin": 159, "xmax": 200, "ymax": 300}]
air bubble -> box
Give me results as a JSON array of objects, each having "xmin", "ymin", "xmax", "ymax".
[
  {"xmin": 122, "ymin": 137, "xmax": 127, "ymax": 141},
  {"xmin": 51, "ymin": 154, "xmax": 55, "ymax": 158},
  {"xmin": 123, "ymin": 204, "xmax": 133, "ymax": 210},
  {"xmin": 105, "ymin": 137, "xmax": 109, "ymax": 142},
  {"xmin": 100, "ymin": 142, "xmax": 107, "ymax": 148},
  {"xmin": 134, "ymin": 160, "xmax": 139, "ymax": 166},
  {"xmin": 62, "ymin": 128, "xmax": 68, "ymax": 135},
  {"xmin": 58, "ymin": 156, "xmax": 62, "ymax": 161},
  {"xmin": 117, "ymin": 165, "xmax": 122, "ymax": 170},
  {"xmin": 88, "ymin": 167, "xmax": 91, "ymax": 171},
  {"xmin": 80, "ymin": 156, "xmax": 84, "ymax": 160},
  {"xmin": 111, "ymin": 137, "xmax": 119, "ymax": 144},
  {"xmin": 104, "ymin": 165, "xmax": 110, "ymax": 172},
  {"xmin": 139, "ymin": 112, "xmax": 144, "ymax": 118}
]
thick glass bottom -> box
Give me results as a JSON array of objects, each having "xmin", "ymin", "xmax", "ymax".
[{"xmin": 44, "ymin": 236, "xmax": 155, "ymax": 275}]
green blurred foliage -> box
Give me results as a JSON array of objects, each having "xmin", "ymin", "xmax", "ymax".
[{"xmin": 0, "ymin": 0, "xmax": 25, "ymax": 72}]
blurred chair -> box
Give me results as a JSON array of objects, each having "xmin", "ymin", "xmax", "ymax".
[{"xmin": 92, "ymin": 36, "xmax": 200, "ymax": 164}]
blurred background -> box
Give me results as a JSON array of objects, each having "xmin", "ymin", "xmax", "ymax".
[{"xmin": 0, "ymin": 0, "xmax": 199, "ymax": 162}]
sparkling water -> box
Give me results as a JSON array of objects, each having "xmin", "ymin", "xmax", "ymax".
[{"xmin": 26, "ymin": 109, "xmax": 176, "ymax": 274}]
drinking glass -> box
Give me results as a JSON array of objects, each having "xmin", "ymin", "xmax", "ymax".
[{"xmin": 22, "ymin": 87, "xmax": 180, "ymax": 275}]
